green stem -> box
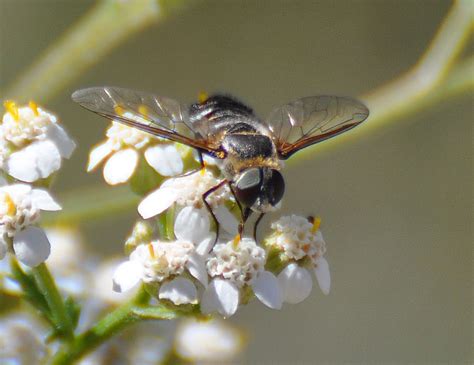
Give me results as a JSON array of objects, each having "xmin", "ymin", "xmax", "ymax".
[
  {"xmin": 32, "ymin": 263, "xmax": 74, "ymax": 340},
  {"xmin": 49, "ymin": 287, "xmax": 183, "ymax": 365}
]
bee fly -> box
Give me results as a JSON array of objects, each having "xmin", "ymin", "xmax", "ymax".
[{"xmin": 72, "ymin": 87, "xmax": 369, "ymax": 240}]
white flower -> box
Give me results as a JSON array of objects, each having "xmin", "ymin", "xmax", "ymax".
[
  {"xmin": 0, "ymin": 184, "xmax": 60, "ymax": 267},
  {"xmin": 88, "ymin": 121, "xmax": 185, "ymax": 185},
  {"xmin": 268, "ymin": 215, "xmax": 331, "ymax": 303},
  {"xmin": 91, "ymin": 257, "xmax": 137, "ymax": 305},
  {"xmin": 113, "ymin": 208, "xmax": 213, "ymax": 305},
  {"xmin": 202, "ymin": 238, "xmax": 282, "ymax": 317},
  {"xmin": 175, "ymin": 318, "xmax": 246, "ymax": 362},
  {"xmin": 1, "ymin": 101, "xmax": 75, "ymax": 182},
  {"xmin": 138, "ymin": 169, "xmax": 232, "ymax": 219}
]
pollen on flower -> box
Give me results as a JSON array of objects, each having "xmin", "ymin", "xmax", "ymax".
[
  {"xmin": 172, "ymin": 170, "xmax": 231, "ymax": 208},
  {"xmin": 207, "ymin": 238, "xmax": 266, "ymax": 288},
  {"xmin": 1, "ymin": 101, "xmax": 56, "ymax": 147},
  {"xmin": 105, "ymin": 121, "xmax": 151, "ymax": 150},
  {"xmin": 4, "ymin": 100, "xmax": 19, "ymax": 121},
  {"xmin": 131, "ymin": 240, "xmax": 194, "ymax": 283},
  {"xmin": 0, "ymin": 190, "xmax": 39, "ymax": 237},
  {"xmin": 267, "ymin": 215, "xmax": 327, "ymax": 262}
]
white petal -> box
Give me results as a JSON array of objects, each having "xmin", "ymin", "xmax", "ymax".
[
  {"xmin": 186, "ymin": 252, "xmax": 208, "ymax": 287},
  {"xmin": 1, "ymin": 183, "xmax": 31, "ymax": 196},
  {"xmin": 5, "ymin": 149, "xmax": 40, "ymax": 182},
  {"xmin": 13, "ymin": 227, "xmax": 51, "ymax": 267},
  {"xmin": 5, "ymin": 141, "xmax": 61, "ymax": 182},
  {"xmin": 159, "ymin": 277, "xmax": 198, "ymax": 305},
  {"xmin": 214, "ymin": 205, "xmax": 238, "ymax": 236},
  {"xmin": 138, "ymin": 186, "xmax": 178, "ymax": 219},
  {"xmin": 174, "ymin": 207, "xmax": 210, "ymax": 243},
  {"xmin": 252, "ymin": 271, "xmax": 283, "ymax": 309},
  {"xmin": 314, "ymin": 257, "xmax": 331, "ymax": 295},
  {"xmin": 30, "ymin": 189, "xmax": 61, "ymax": 211},
  {"xmin": 103, "ymin": 148, "xmax": 138, "ymax": 185},
  {"xmin": 87, "ymin": 141, "xmax": 113, "ymax": 171},
  {"xmin": 201, "ymin": 279, "xmax": 239, "ymax": 317},
  {"xmin": 34, "ymin": 141, "xmax": 62, "ymax": 178},
  {"xmin": 46, "ymin": 124, "xmax": 76, "ymax": 158},
  {"xmin": 196, "ymin": 233, "xmax": 216, "ymax": 256},
  {"xmin": 144, "ymin": 144, "xmax": 183, "ymax": 176},
  {"xmin": 278, "ymin": 263, "xmax": 313, "ymax": 304},
  {"xmin": 112, "ymin": 260, "xmax": 143, "ymax": 293}
]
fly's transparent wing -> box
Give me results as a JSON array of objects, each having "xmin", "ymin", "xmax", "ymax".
[
  {"xmin": 265, "ymin": 96, "xmax": 369, "ymax": 159},
  {"xmin": 71, "ymin": 87, "xmax": 222, "ymax": 155}
]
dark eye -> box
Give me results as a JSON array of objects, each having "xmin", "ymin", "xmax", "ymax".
[
  {"xmin": 268, "ymin": 170, "xmax": 285, "ymax": 206},
  {"xmin": 233, "ymin": 169, "xmax": 262, "ymax": 207}
]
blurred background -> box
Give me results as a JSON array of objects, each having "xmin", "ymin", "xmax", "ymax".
[{"xmin": 1, "ymin": 0, "xmax": 472, "ymax": 363}]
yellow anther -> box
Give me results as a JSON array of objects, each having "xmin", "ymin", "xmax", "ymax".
[
  {"xmin": 29, "ymin": 101, "xmax": 39, "ymax": 116},
  {"xmin": 198, "ymin": 91, "xmax": 209, "ymax": 104},
  {"xmin": 4, "ymin": 100, "xmax": 19, "ymax": 121},
  {"xmin": 114, "ymin": 105, "xmax": 125, "ymax": 116},
  {"xmin": 311, "ymin": 217, "xmax": 321, "ymax": 234},
  {"xmin": 232, "ymin": 233, "xmax": 241, "ymax": 248},
  {"xmin": 148, "ymin": 243, "xmax": 155, "ymax": 259},
  {"xmin": 138, "ymin": 104, "xmax": 148, "ymax": 117},
  {"xmin": 200, "ymin": 162, "xmax": 207, "ymax": 176},
  {"xmin": 1, "ymin": 193, "xmax": 17, "ymax": 216}
]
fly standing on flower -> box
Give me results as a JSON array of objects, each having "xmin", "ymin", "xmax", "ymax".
[{"xmin": 72, "ymin": 87, "xmax": 369, "ymax": 240}]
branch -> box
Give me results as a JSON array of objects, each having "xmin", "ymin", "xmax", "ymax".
[
  {"xmin": 295, "ymin": 0, "xmax": 473, "ymax": 162},
  {"xmin": 2, "ymin": 0, "xmax": 191, "ymax": 103}
]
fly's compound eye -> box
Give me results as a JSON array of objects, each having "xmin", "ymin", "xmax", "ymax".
[
  {"xmin": 266, "ymin": 169, "xmax": 285, "ymax": 206},
  {"xmin": 233, "ymin": 168, "xmax": 262, "ymax": 207}
]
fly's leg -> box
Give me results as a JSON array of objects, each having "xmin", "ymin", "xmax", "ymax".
[
  {"xmin": 227, "ymin": 182, "xmax": 250, "ymax": 244},
  {"xmin": 235, "ymin": 207, "xmax": 252, "ymax": 244},
  {"xmin": 172, "ymin": 150, "xmax": 207, "ymax": 179},
  {"xmin": 253, "ymin": 213, "xmax": 265, "ymax": 241},
  {"xmin": 202, "ymin": 179, "xmax": 228, "ymax": 244}
]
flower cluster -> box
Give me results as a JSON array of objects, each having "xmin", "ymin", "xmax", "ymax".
[
  {"xmin": 111, "ymin": 167, "xmax": 331, "ymax": 317},
  {"xmin": 0, "ymin": 102, "xmax": 74, "ymax": 267},
  {"xmin": 1, "ymin": 101, "xmax": 75, "ymax": 183}
]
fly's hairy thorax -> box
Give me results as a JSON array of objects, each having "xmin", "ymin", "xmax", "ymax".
[{"xmin": 189, "ymin": 95, "xmax": 280, "ymax": 178}]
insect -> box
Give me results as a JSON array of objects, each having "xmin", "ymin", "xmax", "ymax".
[{"xmin": 72, "ymin": 87, "xmax": 369, "ymax": 240}]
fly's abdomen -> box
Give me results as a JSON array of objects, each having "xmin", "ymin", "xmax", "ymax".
[{"xmin": 189, "ymin": 94, "xmax": 257, "ymax": 136}]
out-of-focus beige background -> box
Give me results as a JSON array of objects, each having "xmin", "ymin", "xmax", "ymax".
[{"xmin": 1, "ymin": 0, "xmax": 472, "ymax": 363}]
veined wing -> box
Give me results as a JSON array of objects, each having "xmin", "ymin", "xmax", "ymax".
[
  {"xmin": 265, "ymin": 96, "xmax": 369, "ymax": 159},
  {"xmin": 72, "ymin": 86, "xmax": 223, "ymax": 156}
]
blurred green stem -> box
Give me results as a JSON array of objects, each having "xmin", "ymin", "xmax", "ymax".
[
  {"xmin": 2, "ymin": 0, "xmax": 191, "ymax": 103},
  {"xmin": 49, "ymin": 286, "xmax": 185, "ymax": 365},
  {"xmin": 32, "ymin": 263, "xmax": 74, "ymax": 340}
]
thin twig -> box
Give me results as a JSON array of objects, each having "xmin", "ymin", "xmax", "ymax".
[{"xmin": 2, "ymin": 0, "xmax": 190, "ymax": 103}]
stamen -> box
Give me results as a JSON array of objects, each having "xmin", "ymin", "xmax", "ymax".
[
  {"xmin": 198, "ymin": 91, "xmax": 208, "ymax": 104},
  {"xmin": 311, "ymin": 217, "xmax": 321, "ymax": 234},
  {"xmin": 29, "ymin": 101, "xmax": 39, "ymax": 116},
  {"xmin": 148, "ymin": 243, "xmax": 155, "ymax": 258},
  {"xmin": 200, "ymin": 162, "xmax": 207, "ymax": 176},
  {"xmin": 232, "ymin": 233, "xmax": 241, "ymax": 248},
  {"xmin": 4, "ymin": 100, "xmax": 19, "ymax": 121},
  {"xmin": 138, "ymin": 104, "xmax": 148, "ymax": 117},
  {"xmin": 1, "ymin": 193, "xmax": 16, "ymax": 216},
  {"xmin": 114, "ymin": 105, "xmax": 125, "ymax": 116}
]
